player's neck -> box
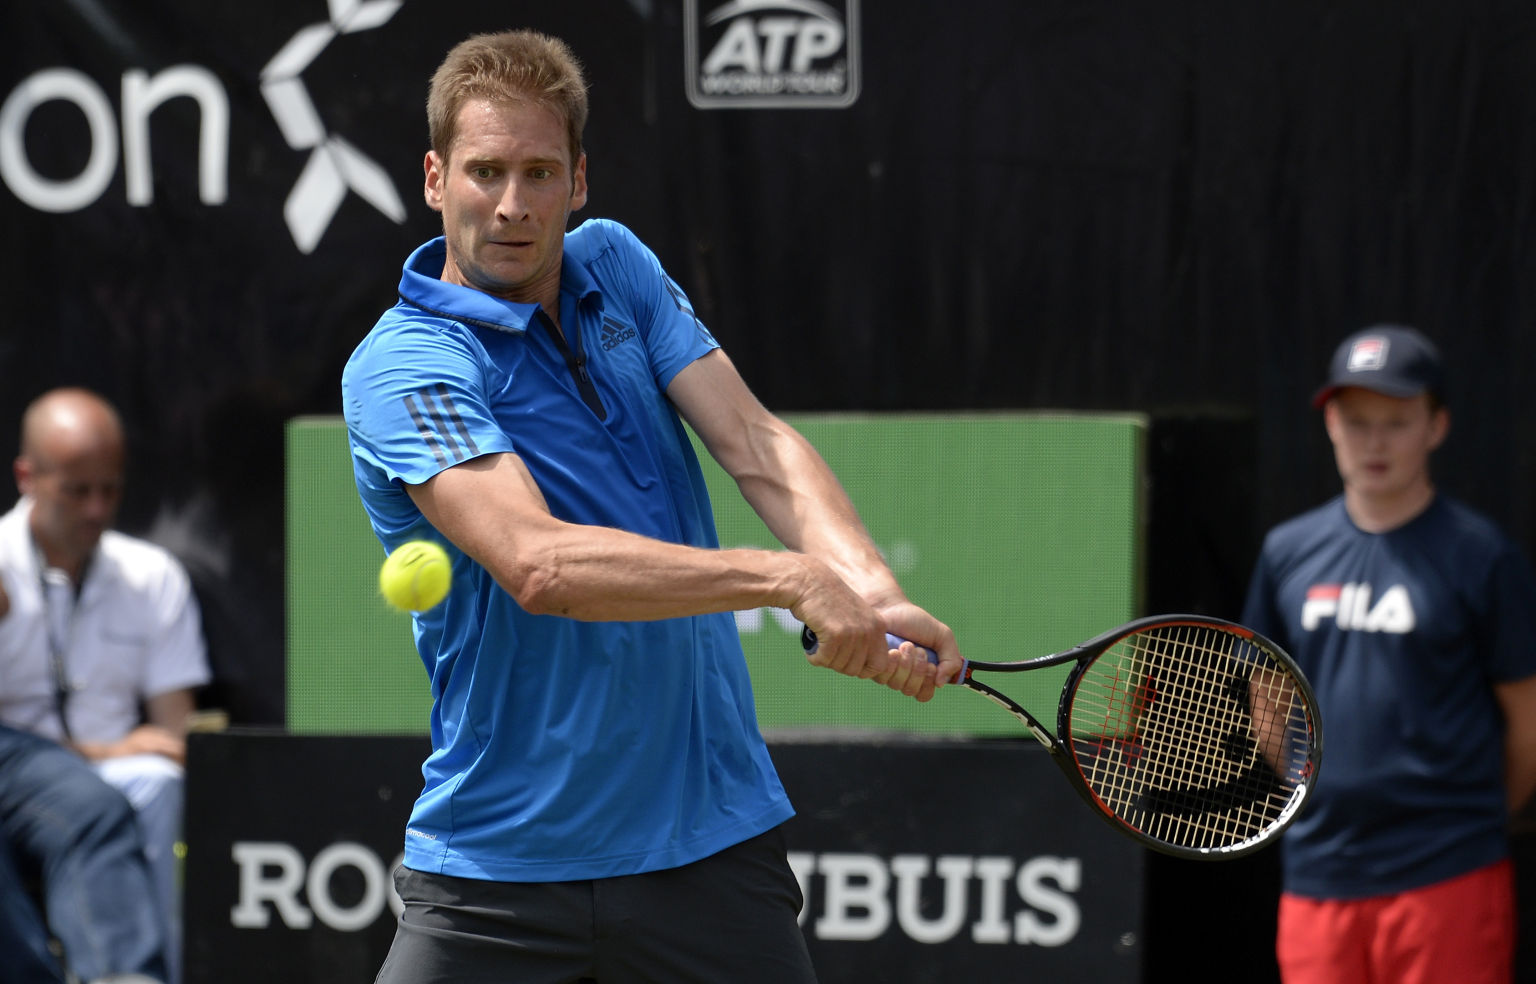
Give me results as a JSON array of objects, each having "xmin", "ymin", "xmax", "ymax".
[{"xmin": 1343, "ymin": 480, "xmax": 1436, "ymax": 534}]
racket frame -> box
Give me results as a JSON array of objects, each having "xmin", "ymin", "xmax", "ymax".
[
  {"xmin": 953, "ymin": 614, "xmax": 1320, "ymax": 860},
  {"xmin": 803, "ymin": 614, "xmax": 1321, "ymax": 860}
]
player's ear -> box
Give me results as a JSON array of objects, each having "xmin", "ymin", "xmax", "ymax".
[
  {"xmin": 569, "ymin": 152, "xmax": 588, "ymax": 212},
  {"xmin": 423, "ymin": 150, "xmax": 445, "ymax": 213},
  {"xmin": 13, "ymin": 456, "xmax": 33, "ymax": 495}
]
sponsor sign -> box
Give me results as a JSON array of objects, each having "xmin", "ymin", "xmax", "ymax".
[
  {"xmin": 685, "ymin": 0, "xmax": 862, "ymax": 109},
  {"xmin": 184, "ymin": 733, "xmax": 1143, "ymax": 983},
  {"xmin": 0, "ymin": 0, "xmax": 408, "ymax": 254}
]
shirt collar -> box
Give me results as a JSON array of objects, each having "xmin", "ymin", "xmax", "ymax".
[{"xmin": 397, "ymin": 237, "xmax": 603, "ymax": 333}]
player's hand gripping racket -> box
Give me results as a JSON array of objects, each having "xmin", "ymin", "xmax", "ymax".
[{"xmin": 802, "ymin": 615, "xmax": 1321, "ymax": 860}]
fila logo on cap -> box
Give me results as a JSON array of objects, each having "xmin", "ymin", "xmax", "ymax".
[{"xmin": 1346, "ymin": 336, "xmax": 1390, "ymax": 373}]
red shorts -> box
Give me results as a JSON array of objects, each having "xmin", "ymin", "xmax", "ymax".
[{"xmin": 1276, "ymin": 859, "xmax": 1515, "ymax": 984}]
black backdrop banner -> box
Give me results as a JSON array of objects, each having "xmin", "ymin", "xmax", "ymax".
[
  {"xmin": 12, "ymin": 5, "xmax": 1536, "ymax": 983},
  {"xmin": 6, "ymin": 0, "xmax": 1536, "ymax": 729}
]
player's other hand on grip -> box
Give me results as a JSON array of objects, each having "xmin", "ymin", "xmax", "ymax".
[
  {"xmin": 869, "ymin": 640, "xmax": 939, "ymax": 701},
  {"xmin": 798, "ymin": 587, "xmax": 962, "ymax": 702},
  {"xmin": 876, "ymin": 602, "xmax": 963, "ymax": 701}
]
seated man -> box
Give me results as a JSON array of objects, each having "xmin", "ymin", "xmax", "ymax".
[
  {"xmin": 0, "ymin": 388, "xmax": 210, "ymax": 984},
  {"xmin": 0, "ymin": 722, "xmax": 169, "ymax": 984}
]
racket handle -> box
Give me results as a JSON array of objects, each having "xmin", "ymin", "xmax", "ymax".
[{"xmin": 800, "ymin": 626, "xmax": 942, "ymax": 664}]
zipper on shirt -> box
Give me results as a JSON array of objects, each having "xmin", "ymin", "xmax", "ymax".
[{"xmin": 536, "ymin": 311, "xmax": 607, "ymax": 421}]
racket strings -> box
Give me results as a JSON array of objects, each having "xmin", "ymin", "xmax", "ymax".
[
  {"xmin": 1138, "ymin": 630, "xmax": 1293, "ymax": 847},
  {"xmin": 1068, "ymin": 623, "xmax": 1315, "ymax": 852},
  {"xmin": 1133, "ymin": 627, "xmax": 1305, "ymax": 848}
]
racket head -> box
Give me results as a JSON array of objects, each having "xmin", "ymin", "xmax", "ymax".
[{"xmin": 1054, "ymin": 615, "xmax": 1321, "ymax": 860}]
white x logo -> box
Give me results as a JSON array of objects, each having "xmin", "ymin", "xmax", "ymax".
[{"xmin": 261, "ymin": 0, "xmax": 406, "ymax": 254}]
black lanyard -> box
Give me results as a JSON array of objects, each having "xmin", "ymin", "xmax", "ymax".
[{"xmin": 36, "ymin": 552, "xmax": 87, "ymax": 744}]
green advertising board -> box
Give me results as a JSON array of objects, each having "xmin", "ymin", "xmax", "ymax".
[{"xmin": 286, "ymin": 413, "xmax": 1145, "ymax": 736}]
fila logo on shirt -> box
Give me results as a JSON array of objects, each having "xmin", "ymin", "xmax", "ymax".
[{"xmin": 1301, "ymin": 582, "xmax": 1415, "ymax": 633}]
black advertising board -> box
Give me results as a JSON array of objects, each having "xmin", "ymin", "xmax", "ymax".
[
  {"xmin": 183, "ymin": 731, "xmax": 425, "ymax": 982},
  {"xmin": 773, "ymin": 738, "xmax": 1143, "ymax": 982},
  {"xmin": 183, "ymin": 732, "xmax": 1142, "ymax": 983}
]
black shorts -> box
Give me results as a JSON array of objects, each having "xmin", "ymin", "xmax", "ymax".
[{"xmin": 373, "ymin": 824, "xmax": 818, "ymax": 984}]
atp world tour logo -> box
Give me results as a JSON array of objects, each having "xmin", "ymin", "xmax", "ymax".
[{"xmin": 685, "ymin": 0, "xmax": 861, "ymax": 109}]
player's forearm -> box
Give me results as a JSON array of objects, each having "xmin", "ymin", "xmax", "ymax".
[
  {"xmin": 668, "ymin": 351, "xmax": 906, "ymax": 606},
  {"xmin": 491, "ymin": 522, "xmax": 817, "ymax": 622},
  {"xmin": 410, "ymin": 453, "xmax": 834, "ymax": 621},
  {"xmin": 727, "ymin": 420, "xmax": 905, "ymax": 605}
]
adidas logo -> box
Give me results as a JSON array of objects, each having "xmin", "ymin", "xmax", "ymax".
[{"xmin": 601, "ymin": 317, "xmax": 637, "ymax": 351}]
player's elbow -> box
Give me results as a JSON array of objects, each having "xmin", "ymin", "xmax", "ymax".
[{"xmin": 502, "ymin": 561, "xmax": 573, "ymax": 617}]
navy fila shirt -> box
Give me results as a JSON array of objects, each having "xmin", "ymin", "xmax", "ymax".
[{"xmin": 1242, "ymin": 495, "xmax": 1536, "ymax": 898}]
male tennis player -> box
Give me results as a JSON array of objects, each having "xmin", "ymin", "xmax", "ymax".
[
  {"xmin": 342, "ymin": 29, "xmax": 962, "ymax": 983},
  {"xmin": 1241, "ymin": 325, "xmax": 1536, "ymax": 984}
]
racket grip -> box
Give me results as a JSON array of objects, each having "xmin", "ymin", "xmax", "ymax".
[{"xmin": 800, "ymin": 626, "xmax": 941, "ymax": 664}]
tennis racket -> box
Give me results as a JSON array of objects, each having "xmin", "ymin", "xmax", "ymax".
[{"xmin": 802, "ymin": 614, "xmax": 1321, "ymax": 860}]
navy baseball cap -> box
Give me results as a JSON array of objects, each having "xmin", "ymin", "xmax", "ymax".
[{"xmin": 1311, "ymin": 325, "xmax": 1446, "ymax": 408}]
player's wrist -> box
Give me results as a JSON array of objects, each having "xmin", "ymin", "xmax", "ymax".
[
  {"xmin": 777, "ymin": 552, "xmax": 833, "ymax": 614},
  {"xmin": 822, "ymin": 555, "xmax": 904, "ymax": 606}
]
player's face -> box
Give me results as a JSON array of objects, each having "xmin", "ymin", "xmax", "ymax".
[
  {"xmin": 1324, "ymin": 388, "xmax": 1447, "ymax": 504},
  {"xmin": 424, "ymin": 97, "xmax": 587, "ymax": 308}
]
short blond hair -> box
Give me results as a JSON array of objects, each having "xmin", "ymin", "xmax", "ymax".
[{"xmin": 427, "ymin": 30, "xmax": 589, "ymax": 168}]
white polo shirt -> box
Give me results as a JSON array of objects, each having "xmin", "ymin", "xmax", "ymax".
[{"xmin": 0, "ymin": 497, "xmax": 210, "ymax": 744}]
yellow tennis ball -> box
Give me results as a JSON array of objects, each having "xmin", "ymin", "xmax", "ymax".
[{"xmin": 379, "ymin": 540, "xmax": 451, "ymax": 612}]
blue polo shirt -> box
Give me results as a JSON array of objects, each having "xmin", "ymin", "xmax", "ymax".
[
  {"xmin": 1242, "ymin": 495, "xmax": 1536, "ymax": 898},
  {"xmin": 341, "ymin": 220, "xmax": 792, "ymax": 882}
]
